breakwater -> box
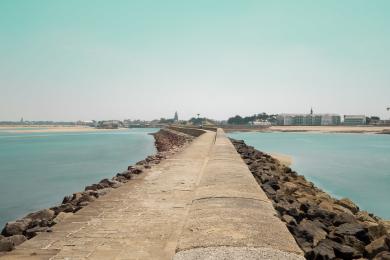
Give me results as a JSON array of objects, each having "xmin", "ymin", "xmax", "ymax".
[
  {"xmin": 3, "ymin": 127, "xmax": 387, "ymax": 259},
  {"xmin": 231, "ymin": 138, "xmax": 390, "ymax": 259},
  {"xmin": 1, "ymin": 128, "xmax": 305, "ymax": 259},
  {"xmin": 0, "ymin": 128, "xmax": 191, "ymax": 252}
]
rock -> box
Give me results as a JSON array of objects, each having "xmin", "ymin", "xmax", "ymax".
[
  {"xmin": 343, "ymin": 235, "xmax": 366, "ymax": 254},
  {"xmin": 332, "ymin": 203, "xmax": 354, "ymax": 215},
  {"xmin": 53, "ymin": 212, "xmax": 73, "ymax": 225},
  {"xmin": 69, "ymin": 192, "xmax": 95, "ymax": 206},
  {"xmin": 356, "ymin": 211, "xmax": 377, "ymax": 223},
  {"xmin": 0, "ymin": 239, "xmax": 13, "ymax": 252},
  {"xmin": 0, "ymin": 235, "xmax": 3, "ymax": 240},
  {"xmin": 334, "ymin": 223, "xmax": 368, "ymax": 242},
  {"xmin": 374, "ymin": 251, "xmax": 390, "ymax": 260},
  {"xmin": 25, "ymin": 226, "xmax": 52, "ymax": 239},
  {"xmin": 282, "ymin": 215, "xmax": 297, "ymax": 226},
  {"xmin": 261, "ymin": 183, "xmax": 276, "ymax": 196},
  {"xmin": 0, "ymin": 235, "xmax": 27, "ymax": 252},
  {"xmin": 297, "ymin": 219, "xmax": 328, "ymax": 246},
  {"xmin": 2, "ymin": 218, "xmax": 32, "ymax": 236},
  {"xmin": 379, "ymin": 220, "xmax": 390, "ymax": 234},
  {"xmin": 335, "ymin": 198, "xmax": 359, "ymax": 214},
  {"xmin": 330, "ymin": 239, "xmax": 361, "ymax": 259},
  {"xmin": 365, "ymin": 235, "xmax": 390, "ymax": 258},
  {"xmin": 264, "ymin": 179, "xmax": 280, "ymax": 191},
  {"xmin": 51, "ymin": 203, "xmax": 76, "ymax": 214},
  {"xmin": 283, "ymin": 182, "xmax": 299, "ymax": 194},
  {"xmin": 95, "ymin": 188, "xmax": 112, "ymax": 197},
  {"xmin": 365, "ymin": 222, "xmax": 388, "ymax": 242},
  {"xmin": 62, "ymin": 195, "xmax": 72, "ymax": 204},
  {"xmin": 26, "ymin": 209, "xmax": 55, "ymax": 222},
  {"xmin": 4, "ymin": 235, "xmax": 27, "ymax": 246},
  {"xmin": 77, "ymin": 193, "xmax": 95, "ymax": 205},
  {"xmin": 318, "ymin": 201, "xmax": 334, "ymax": 211},
  {"xmin": 305, "ymin": 239, "xmax": 336, "ymax": 260},
  {"xmin": 98, "ymin": 178, "xmax": 114, "ymax": 188},
  {"xmin": 306, "ymin": 207, "xmax": 336, "ymax": 227},
  {"xmin": 333, "ymin": 212, "xmax": 358, "ymax": 226},
  {"xmin": 110, "ymin": 180, "xmax": 122, "ymax": 188},
  {"xmin": 78, "ymin": 201, "xmax": 89, "ymax": 207},
  {"xmin": 274, "ymin": 200, "xmax": 302, "ymax": 221},
  {"xmin": 85, "ymin": 184, "xmax": 100, "ymax": 191},
  {"xmin": 306, "ymin": 239, "xmax": 361, "ymax": 260}
]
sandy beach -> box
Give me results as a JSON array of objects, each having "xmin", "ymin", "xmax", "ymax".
[
  {"xmin": 269, "ymin": 125, "xmax": 390, "ymax": 133},
  {"xmin": 270, "ymin": 153, "xmax": 293, "ymax": 166},
  {"xmin": 225, "ymin": 125, "xmax": 390, "ymax": 134},
  {"xmin": 0, "ymin": 126, "xmax": 128, "ymax": 134}
]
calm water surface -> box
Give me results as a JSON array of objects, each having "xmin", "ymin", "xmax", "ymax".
[
  {"xmin": 228, "ymin": 132, "xmax": 390, "ymax": 219},
  {"xmin": 0, "ymin": 128, "xmax": 158, "ymax": 227}
]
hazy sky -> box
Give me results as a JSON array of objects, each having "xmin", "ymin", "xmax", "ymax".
[{"xmin": 1, "ymin": 0, "xmax": 390, "ymax": 121}]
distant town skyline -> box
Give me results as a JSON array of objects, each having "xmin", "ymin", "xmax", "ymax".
[{"xmin": 1, "ymin": 0, "xmax": 390, "ymax": 121}]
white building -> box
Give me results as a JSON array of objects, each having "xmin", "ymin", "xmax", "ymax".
[
  {"xmin": 251, "ymin": 120, "xmax": 271, "ymax": 126},
  {"xmin": 343, "ymin": 115, "xmax": 366, "ymax": 125}
]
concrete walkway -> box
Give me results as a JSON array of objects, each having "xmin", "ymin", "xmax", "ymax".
[
  {"xmin": 173, "ymin": 129, "xmax": 304, "ymax": 259},
  {"xmin": 2, "ymin": 128, "xmax": 304, "ymax": 260}
]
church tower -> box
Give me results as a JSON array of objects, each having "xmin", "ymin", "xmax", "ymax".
[{"xmin": 174, "ymin": 111, "xmax": 178, "ymax": 122}]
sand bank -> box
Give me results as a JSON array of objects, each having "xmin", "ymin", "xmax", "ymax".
[
  {"xmin": 0, "ymin": 126, "xmax": 128, "ymax": 134},
  {"xmin": 268, "ymin": 125, "xmax": 390, "ymax": 134},
  {"xmin": 270, "ymin": 153, "xmax": 293, "ymax": 166}
]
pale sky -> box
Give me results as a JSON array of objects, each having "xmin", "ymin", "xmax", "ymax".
[{"xmin": 1, "ymin": 0, "xmax": 390, "ymax": 121}]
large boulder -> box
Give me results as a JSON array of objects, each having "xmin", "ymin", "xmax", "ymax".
[
  {"xmin": 334, "ymin": 223, "xmax": 368, "ymax": 242},
  {"xmin": 51, "ymin": 203, "xmax": 76, "ymax": 215},
  {"xmin": 356, "ymin": 210, "xmax": 377, "ymax": 223},
  {"xmin": 0, "ymin": 234, "xmax": 26, "ymax": 252},
  {"xmin": 25, "ymin": 226, "xmax": 51, "ymax": 239},
  {"xmin": 305, "ymin": 239, "xmax": 336, "ymax": 260},
  {"xmin": 0, "ymin": 239, "xmax": 13, "ymax": 252},
  {"xmin": 282, "ymin": 214, "xmax": 297, "ymax": 226},
  {"xmin": 4, "ymin": 235, "xmax": 26, "ymax": 247},
  {"xmin": 2, "ymin": 218, "xmax": 32, "ymax": 236},
  {"xmin": 365, "ymin": 235, "xmax": 390, "ymax": 258},
  {"xmin": 333, "ymin": 212, "xmax": 358, "ymax": 226},
  {"xmin": 306, "ymin": 239, "xmax": 361, "ymax": 260},
  {"xmin": 26, "ymin": 209, "xmax": 55, "ymax": 222},
  {"xmin": 297, "ymin": 219, "xmax": 328, "ymax": 246},
  {"xmin": 335, "ymin": 198, "xmax": 359, "ymax": 214},
  {"xmin": 365, "ymin": 222, "xmax": 388, "ymax": 242},
  {"xmin": 283, "ymin": 182, "xmax": 299, "ymax": 194}
]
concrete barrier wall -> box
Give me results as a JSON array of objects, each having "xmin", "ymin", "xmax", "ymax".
[
  {"xmin": 174, "ymin": 128, "xmax": 304, "ymax": 259},
  {"xmin": 168, "ymin": 126, "xmax": 206, "ymax": 137}
]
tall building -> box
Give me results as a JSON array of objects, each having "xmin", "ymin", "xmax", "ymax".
[{"xmin": 174, "ymin": 111, "xmax": 179, "ymax": 122}]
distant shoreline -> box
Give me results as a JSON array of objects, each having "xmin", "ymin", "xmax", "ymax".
[
  {"xmin": 0, "ymin": 125, "xmax": 129, "ymax": 134},
  {"xmin": 223, "ymin": 125, "xmax": 390, "ymax": 134}
]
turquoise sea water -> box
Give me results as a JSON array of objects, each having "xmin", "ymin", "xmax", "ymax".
[
  {"xmin": 0, "ymin": 128, "xmax": 158, "ymax": 227},
  {"xmin": 228, "ymin": 132, "xmax": 390, "ymax": 219}
]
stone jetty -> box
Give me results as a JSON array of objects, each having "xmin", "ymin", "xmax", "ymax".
[
  {"xmin": 0, "ymin": 128, "xmax": 304, "ymax": 259},
  {"xmin": 4, "ymin": 127, "xmax": 387, "ymax": 259}
]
